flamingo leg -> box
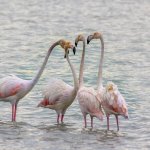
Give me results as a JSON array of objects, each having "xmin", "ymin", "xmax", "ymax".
[
  {"xmin": 12, "ymin": 103, "xmax": 17, "ymax": 122},
  {"xmin": 12, "ymin": 104, "xmax": 14, "ymax": 122},
  {"xmin": 13, "ymin": 104, "xmax": 17, "ymax": 122},
  {"xmin": 107, "ymin": 115, "xmax": 110, "ymax": 131},
  {"xmin": 57, "ymin": 114, "xmax": 60, "ymax": 124},
  {"xmin": 83, "ymin": 114, "xmax": 87, "ymax": 128},
  {"xmin": 115, "ymin": 115, "xmax": 119, "ymax": 131},
  {"xmin": 90, "ymin": 116, "xmax": 93, "ymax": 128},
  {"xmin": 61, "ymin": 114, "xmax": 64, "ymax": 123}
]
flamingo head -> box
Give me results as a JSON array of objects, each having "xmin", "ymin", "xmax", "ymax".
[
  {"xmin": 59, "ymin": 40, "xmax": 76, "ymax": 58},
  {"xmin": 59, "ymin": 39, "xmax": 66, "ymax": 49},
  {"xmin": 106, "ymin": 82, "xmax": 118, "ymax": 92},
  {"xmin": 75, "ymin": 34, "xmax": 85, "ymax": 47},
  {"xmin": 103, "ymin": 82, "xmax": 118, "ymax": 104},
  {"xmin": 87, "ymin": 32, "xmax": 102, "ymax": 44}
]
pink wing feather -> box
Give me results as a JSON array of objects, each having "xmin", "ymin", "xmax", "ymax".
[
  {"xmin": 38, "ymin": 78, "xmax": 73, "ymax": 107},
  {"xmin": 0, "ymin": 75, "xmax": 23, "ymax": 98},
  {"xmin": 77, "ymin": 87, "xmax": 103, "ymax": 119},
  {"xmin": 102, "ymin": 82, "xmax": 128, "ymax": 117}
]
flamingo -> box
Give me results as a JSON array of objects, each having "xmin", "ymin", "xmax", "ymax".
[
  {"xmin": 87, "ymin": 32, "xmax": 129, "ymax": 131},
  {"xmin": 37, "ymin": 41, "xmax": 79, "ymax": 124},
  {"xmin": 75, "ymin": 34, "xmax": 103, "ymax": 128},
  {"xmin": 0, "ymin": 39, "xmax": 70, "ymax": 122},
  {"xmin": 102, "ymin": 82, "xmax": 129, "ymax": 131}
]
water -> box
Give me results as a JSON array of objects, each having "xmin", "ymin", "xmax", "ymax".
[{"xmin": 0, "ymin": 0, "xmax": 150, "ymax": 149}]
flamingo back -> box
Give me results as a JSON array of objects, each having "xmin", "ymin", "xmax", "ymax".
[{"xmin": 43, "ymin": 79, "xmax": 72, "ymax": 99}]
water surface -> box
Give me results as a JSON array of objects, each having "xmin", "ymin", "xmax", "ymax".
[{"xmin": 0, "ymin": 0, "xmax": 150, "ymax": 149}]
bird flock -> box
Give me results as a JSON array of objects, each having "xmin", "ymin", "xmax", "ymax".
[{"xmin": 0, "ymin": 32, "xmax": 128, "ymax": 131}]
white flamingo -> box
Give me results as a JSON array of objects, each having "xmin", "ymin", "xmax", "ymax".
[
  {"xmin": 0, "ymin": 39, "xmax": 69, "ymax": 122},
  {"xmin": 87, "ymin": 32, "xmax": 129, "ymax": 131},
  {"xmin": 37, "ymin": 41, "xmax": 79, "ymax": 124},
  {"xmin": 75, "ymin": 34, "xmax": 103, "ymax": 128}
]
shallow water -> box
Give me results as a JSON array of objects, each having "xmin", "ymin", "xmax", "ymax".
[{"xmin": 0, "ymin": 0, "xmax": 150, "ymax": 149}]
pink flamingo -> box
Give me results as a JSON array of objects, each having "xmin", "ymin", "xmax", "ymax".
[
  {"xmin": 37, "ymin": 41, "xmax": 79, "ymax": 124},
  {"xmin": 75, "ymin": 34, "xmax": 103, "ymax": 128},
  {"xmin": 87, "ymin": 32, "xmax": 129, "ymax": 131},
  {"xmin": 0, "ymin": 39, "xmax": 70, "ymax": 122},
  {"xmin": 102, "ymin": 82, "xmax": 129, "ymax": 131}
]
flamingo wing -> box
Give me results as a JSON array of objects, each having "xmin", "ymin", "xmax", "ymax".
[
  {"xmin": 41, "ymin": 78, "xmax": 73, "ymax": 106},
  {"xmin": 77, "ymin": 87, "xmax": 101, "ymax": 113},
  {"xmin": 115, "ymin": 91, "xmax": 128, "ymax": 115},
  {"xmin": 102, "ymin": 87, "xmax": 128, "ymax": 116},
  {"xmin": 0, "ymin": 75, "xmax": 23, "ymax": 98}
]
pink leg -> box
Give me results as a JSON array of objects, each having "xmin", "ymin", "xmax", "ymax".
[
  {"xmin": 57, "ymin": 114, "xmax": 60, "ymax": 124},
  {"xmin": 83, "ymin": 114, "xmax": 87, "ymax": 128},
  {"xmin": 90, "ymin": 116, "xmax": 93, "ymax": 128},
  {"xmin": 13, "ymin": 104, "xmax": 17, "ymax": 122},
  {"xmin": 61, "ymin": 114, "xmax": 64, "ymax": 123},
  {"xmin": 107, "ymin": 115, "xmax": 110, "ymax": 131},
  {"xmin": 12, "ymin": 104, "xmax": 14, "ymax": 122},
  {"xmin": 115, "ymin": 115, "xmax": 119, "ymax": 131},
  {"xmin": 12, "ymin": 104, "xmax": 17, "ymax": 122}
]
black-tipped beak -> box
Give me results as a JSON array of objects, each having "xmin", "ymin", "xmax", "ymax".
[
  {"xmin": 64, "ymin": 50, "xmax": 69, "ymax": 58},
  {"xmin": 87, "ymin": 38, "xmax": 90, "ymax": 44},
  {"xmin": 75, "ymin": 42, "xmax": 77, "ymax": 47},
  {"xmin": 73, "ymin": 47, "xmax": 76, "ymax": 55},
  {"xmin": 87, "ymin": 35, "xmax": 92, "ymax": 44},
  {"xmin": 125, "ymin": 115, "xmax": 129, "ymax": 119}
]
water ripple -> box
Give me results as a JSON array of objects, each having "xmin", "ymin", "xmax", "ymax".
[{"xmin": 0, "ymin": 0, "xmax": 150, "ymax": 149}]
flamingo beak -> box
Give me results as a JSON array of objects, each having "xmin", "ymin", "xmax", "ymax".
[
  {"xmin": 73, "ymin": 47, "xmax": 76, "ymax": 55},
  {"xmin": 124, "ymin": 115, "xmax": 129, "ymax": 119},
  {"xmin": 75, "ymin": 42, "xmax": 77, "ymax": 47},
  {"xmin": 87, "ymin": 35, "xmax": 93, "ymax": 44},
  {"xmin": 64, "ymin": 49, "xmax": 69, "ymax": 58},
  {"xmin": 87, "ymin": 39, "xmax": 90, "ymax": 44}
]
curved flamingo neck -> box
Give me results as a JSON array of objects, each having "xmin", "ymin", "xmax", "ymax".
[
  {"xmin": 30, "ymin": 41, "xmax": 60, "ymax": 90},
  {"xmin": 66, "ymin": 53, "xmax": 79, "ymax": 91},
  {"xmin": 79, "ymin": 40, "xmax": 85, "ymax": 88},
  {"xmin": 97, "ymin": 36, "xmax": 104, "ymax": 91}
]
